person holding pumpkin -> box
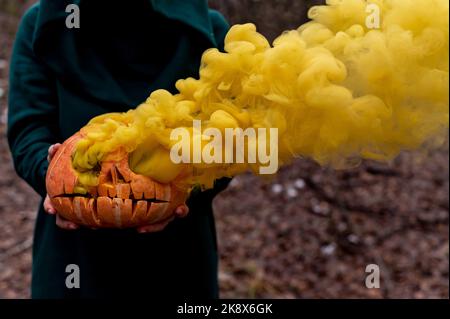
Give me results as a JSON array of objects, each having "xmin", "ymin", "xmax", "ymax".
[{"xmin": 7, "ymin": 0, "xmax": 230, "ymax": 298}]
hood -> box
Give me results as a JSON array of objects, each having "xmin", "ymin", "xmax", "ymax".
[{"xmin": 30, "ymin": 0, "xmax": 220, "ymax": 107}]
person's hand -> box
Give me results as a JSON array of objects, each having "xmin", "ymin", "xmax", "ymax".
[
  {"xmin": 44, "ymin": 143, "xmax": 79, "ymax": 230},
  {"xmin": 137, "ymin": 204, "xmax": 189, "ymax": 234}
]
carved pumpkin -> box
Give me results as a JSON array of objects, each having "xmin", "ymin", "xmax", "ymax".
[{"xmin": 46, "ymin": 132, "xmax": 188, "ymax": 228}]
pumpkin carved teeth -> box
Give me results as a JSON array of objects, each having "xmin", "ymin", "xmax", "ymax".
[
  {"xmin": 46, "ymin": 132, "xmax": 187, "ymax": 228},
  {"xmin": 52, "ymin": 196, "xmax": 171, "ymax": 228}
]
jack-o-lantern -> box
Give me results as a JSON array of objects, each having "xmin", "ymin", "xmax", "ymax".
[{"xmin": 46, "ymin": 132, "xmax": 188, "ymax": 228}]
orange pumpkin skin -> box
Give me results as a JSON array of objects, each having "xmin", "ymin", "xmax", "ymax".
[{"xmin": 46, "ymin": 132, "xmax": 188, "ymax": 228}]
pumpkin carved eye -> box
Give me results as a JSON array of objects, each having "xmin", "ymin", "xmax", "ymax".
[{"xmin": 46, "ymin": 132, "xmax": 187, "ymax": 228}]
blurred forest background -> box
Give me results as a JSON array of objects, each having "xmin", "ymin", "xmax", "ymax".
[{"xmin": 0, "ymin": 0, "xmax": 448, "ymax": 298}]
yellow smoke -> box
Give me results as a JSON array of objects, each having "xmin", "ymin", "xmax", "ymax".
[{"xmin": 72, "ymin": 0, "xmax": 449, "ymax": 191}]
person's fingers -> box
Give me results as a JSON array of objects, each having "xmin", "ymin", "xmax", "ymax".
[
  {"xmin": 174, "ymin": 204, "xmax": 189, "ymax": 218},
  {"xmin": 50, "ymin": 143, "xmax": 62, "ymax": 155},
  {"xmin": 47, "ymin": 143, "xmax": 62, "ymax": 162},
  {"xmin": 137, "ymin": 216, "xmax": 175, "ymax": 234},
  {"xmin": 47, "ymin": 145, "xmax": 55, "ymax": 162},
  {"xmin": 56, "ymin": 214, "xmax": 79, "ymax": 230},
  {"xmin": 47, "ymin": 143, "xmax": 61, "ymax": 162},
  {"xmin": 43, "ymin": 195, "xmax": 57, "ymax": 215}
]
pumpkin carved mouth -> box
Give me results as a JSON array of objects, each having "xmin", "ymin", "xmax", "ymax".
[{"xmin": 46, "ymin": 132, "xmax": 188, "ymax": 228}]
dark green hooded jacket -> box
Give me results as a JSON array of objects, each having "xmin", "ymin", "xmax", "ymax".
[{"xmin": 7, "ymin": 0, "xmax": 229, "ymax": 299}]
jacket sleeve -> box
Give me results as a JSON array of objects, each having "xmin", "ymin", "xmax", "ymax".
[
  {"xmin": 209, "ymin": 9, "xmax": 230, "ymax": 51},
  {"xmin": 205, "ymin": 10, "xmax": 232, "ymax": 199},
  {"xmin": 7, "ymin": 5, "xmax": 59, "ymax": 198}
]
